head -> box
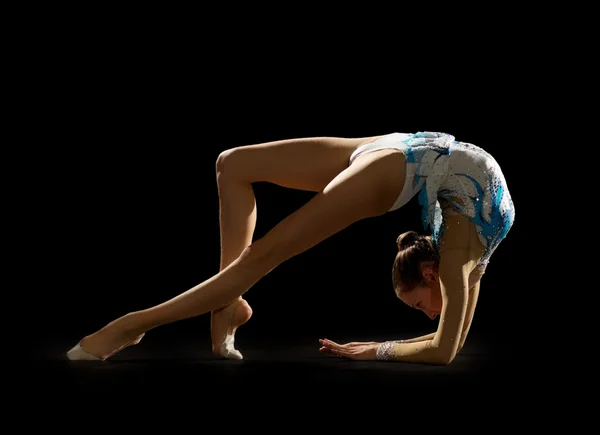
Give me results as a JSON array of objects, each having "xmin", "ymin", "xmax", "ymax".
[{"xmin": 392, "ymin": 231, "xmax": 442, "ymax": 320}]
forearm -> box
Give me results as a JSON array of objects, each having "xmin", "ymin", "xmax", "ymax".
[
  {"xmin": 376, "ymin": 340, "xmax": 450, "ymax": 365},
  {"xmin": 400, "ymin": 332, "xmax": 436, "ymax": 343}
]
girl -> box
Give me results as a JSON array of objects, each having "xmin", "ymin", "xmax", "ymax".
[{"xmin": 67, "ymin": 132, "xmax": 514, "ymax": 365}]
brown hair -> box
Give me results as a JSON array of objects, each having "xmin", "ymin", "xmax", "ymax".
[{"xmin": 392, "ymin": 230, "xmax": 440, "ymax": 294}]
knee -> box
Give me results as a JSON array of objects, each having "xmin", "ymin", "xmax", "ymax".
[
  {"xmin": 216, "ymin": 149, "xmax": 233, "ymax": 175},
  {"xmin": 216, "ymin": 148, "xmax": 244, "ymax": 178}
]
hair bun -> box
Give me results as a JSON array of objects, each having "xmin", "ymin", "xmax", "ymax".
[{"xmin": 396, "ymin": 231, "xmax": 420, "ymax": 250}]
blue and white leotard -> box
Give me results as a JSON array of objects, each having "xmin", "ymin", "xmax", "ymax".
[{"xmin": 349, "ymin": 132, "xmax": 515, "ymax": 270}]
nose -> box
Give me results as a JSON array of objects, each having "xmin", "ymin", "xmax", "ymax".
[{"xmin": 425, "ymin": 310, "xmax": 438, "ymax": 320}]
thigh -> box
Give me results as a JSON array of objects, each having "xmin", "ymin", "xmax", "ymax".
[
  {"xmin": 249, "ymin": 150, "xmax": 406, "ymax": 265},
  {"xmin": 217, "ymin": 136, "xmax": 382, "ymax": 192}
]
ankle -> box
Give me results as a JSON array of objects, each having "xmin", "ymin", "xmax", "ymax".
[{"xmin": 215, "ymin": 297, "xmax": 244, "ymax": 313}]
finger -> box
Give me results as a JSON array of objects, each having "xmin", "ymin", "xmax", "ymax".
[
  {"xmin": 322, "ymin": 339, "xmax": 343, "ymax": 349},
  {"xmin": 320, "ymin": 345, "xmax": 343, "ymax": 357},
  {"xmin": 319, "ymin": 347, "xmax": 339, "ymax": 357},
  {"xmin": 321, "ymin": 340, "xmax": 349, "ymax": 357},
  {"xmin": 320, "ymin": 343, "xmax": 335, "ymax": 352},
  {"xmin": 327, "ymin": 348, "xmax": 342, "ymax": 357}
]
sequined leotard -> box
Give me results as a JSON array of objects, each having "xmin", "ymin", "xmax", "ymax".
[
  {"xmin": 349, "ymin": 132, "xmax": 515, "ymax": 271},
  {"xmin": 350, "ymin": 132, "xmax": 515, "ymax": 363}
]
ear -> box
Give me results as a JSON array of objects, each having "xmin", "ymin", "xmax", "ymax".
[{"xmin": 421, "ymin": 265, "xmax": 438, "ymax": 284}]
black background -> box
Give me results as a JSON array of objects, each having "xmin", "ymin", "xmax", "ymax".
[
  {"xmin": 32, "ymin": 51, "xmax": 525, "ymax": 358},
  {"xmin": 15, "ymin": 8, "xmax": 555, "ymax": 416}
]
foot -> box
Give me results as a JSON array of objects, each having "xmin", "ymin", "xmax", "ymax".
[
  {"xmin": 67, "ymin": 328, "xmax": 145, "ymax": 361},
  {"xmin": 211, "ymin": 298, "xmax": 253, "ymax": 360}
]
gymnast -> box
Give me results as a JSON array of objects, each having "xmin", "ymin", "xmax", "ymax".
[{"xmin": 67, "ymin": 131, "xmax": 515, "ymax": 365}]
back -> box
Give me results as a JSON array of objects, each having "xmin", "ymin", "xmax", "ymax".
[{"xmin": 433, "ymin": 140, "xmax": 515, "ymax": 270}]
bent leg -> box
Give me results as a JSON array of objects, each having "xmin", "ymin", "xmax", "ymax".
[
  {"xmin": 218, "ymin": 135, "xmax": 382, "ymax": 191},
  {"xmin": 214, "ymin": 134, "xmax": 380, "ymax": 270},
  {"xmin": 210, "ymin": 135, "xmax": 381, "ymax": 357},
  {"xmin": 142, "ymin": 148, "xmax": 403, "ymax": 325},
  {"xmin": 210, "ymin": 135, "xmax": 382, "ymax": 356},
  {"xmin": 209, "ymin": 160, "xmax": 258, "ymax": 357},
  {"xmin": 78, "ymin": 149, "xmax": 405, "ymax": 360}
]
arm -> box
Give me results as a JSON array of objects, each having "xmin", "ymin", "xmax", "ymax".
[
  {"xmin": 375, "ymin": 251, "xmax": 474, "ymax": 365},
  {"xmin": 386, "ymin": 287, "xmax": 477, "ymax": 348},
  {"xmin": 395, "ymin": 265, "xmax": 483, "ymax": 349},
  {"xmin": 456, "ymin": 278, "xmax": 481, "ymax": 353},
  {"xmin": 323, "ymin": 256, "xmax": 482, "ymax": 363},
  {"xmin": 376, "ymin": 218, "xmax": 484, "ymax": 365},
  {"xmin": 400, "ymin": 332, "xmax": 436, "ymax": 343},
  {"xmin": 320, "ymin": 217, "xmax": 486, "ymax": 364},
  {"xmin": 321, "ymin": 252, "xmax": 479, "ymax": 363}
]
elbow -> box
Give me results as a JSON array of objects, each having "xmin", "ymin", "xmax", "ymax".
[
  {"xmin": 437, "ymin": 353, "xmax": 456, "ymax": 366},
  {"xmin": 429, "ymin": 347, "xmax": 457, "ymax": 366},
  {"xmin": 431, "ymin": 353, "xmax": 455, "ymax": 366}
]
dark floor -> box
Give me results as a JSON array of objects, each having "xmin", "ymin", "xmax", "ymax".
[
  {"xmin": 22, "ymin": 333, "xmax": 567, "ymax": 429},
  {"xmin": 27, "ymin": 334, "xmax": 530, "ymax": 394}
]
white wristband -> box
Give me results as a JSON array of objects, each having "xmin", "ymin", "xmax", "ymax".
[{"xmin": 376, "ymin": 340, "xmax": 404, "ymax": 361}]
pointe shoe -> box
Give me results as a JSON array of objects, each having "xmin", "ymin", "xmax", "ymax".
[{"xmin": 66, "ymin": 342, "xmax": 102, "ymax": 361}]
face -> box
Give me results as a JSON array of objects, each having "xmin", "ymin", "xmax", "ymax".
[{"xmin": 398, "ymin": 268, "xmax": 443, "ymax": 320}]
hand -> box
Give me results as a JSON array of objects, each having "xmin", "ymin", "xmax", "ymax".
[{"xmin": 319, "ymin": 338, "xmax": 380, "ymax": 361}]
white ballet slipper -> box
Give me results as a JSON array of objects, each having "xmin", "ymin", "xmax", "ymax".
[
  {"xmin": 66, "ymin": 333, "xmax": 145, "ymax": 361},
  {"xmin": 219, "ymin": 334, "xmax": 243, "ymax": 360},
  {"xmin": 66, "ymin": 342, "xmax": 101, "ymax": 361}
]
